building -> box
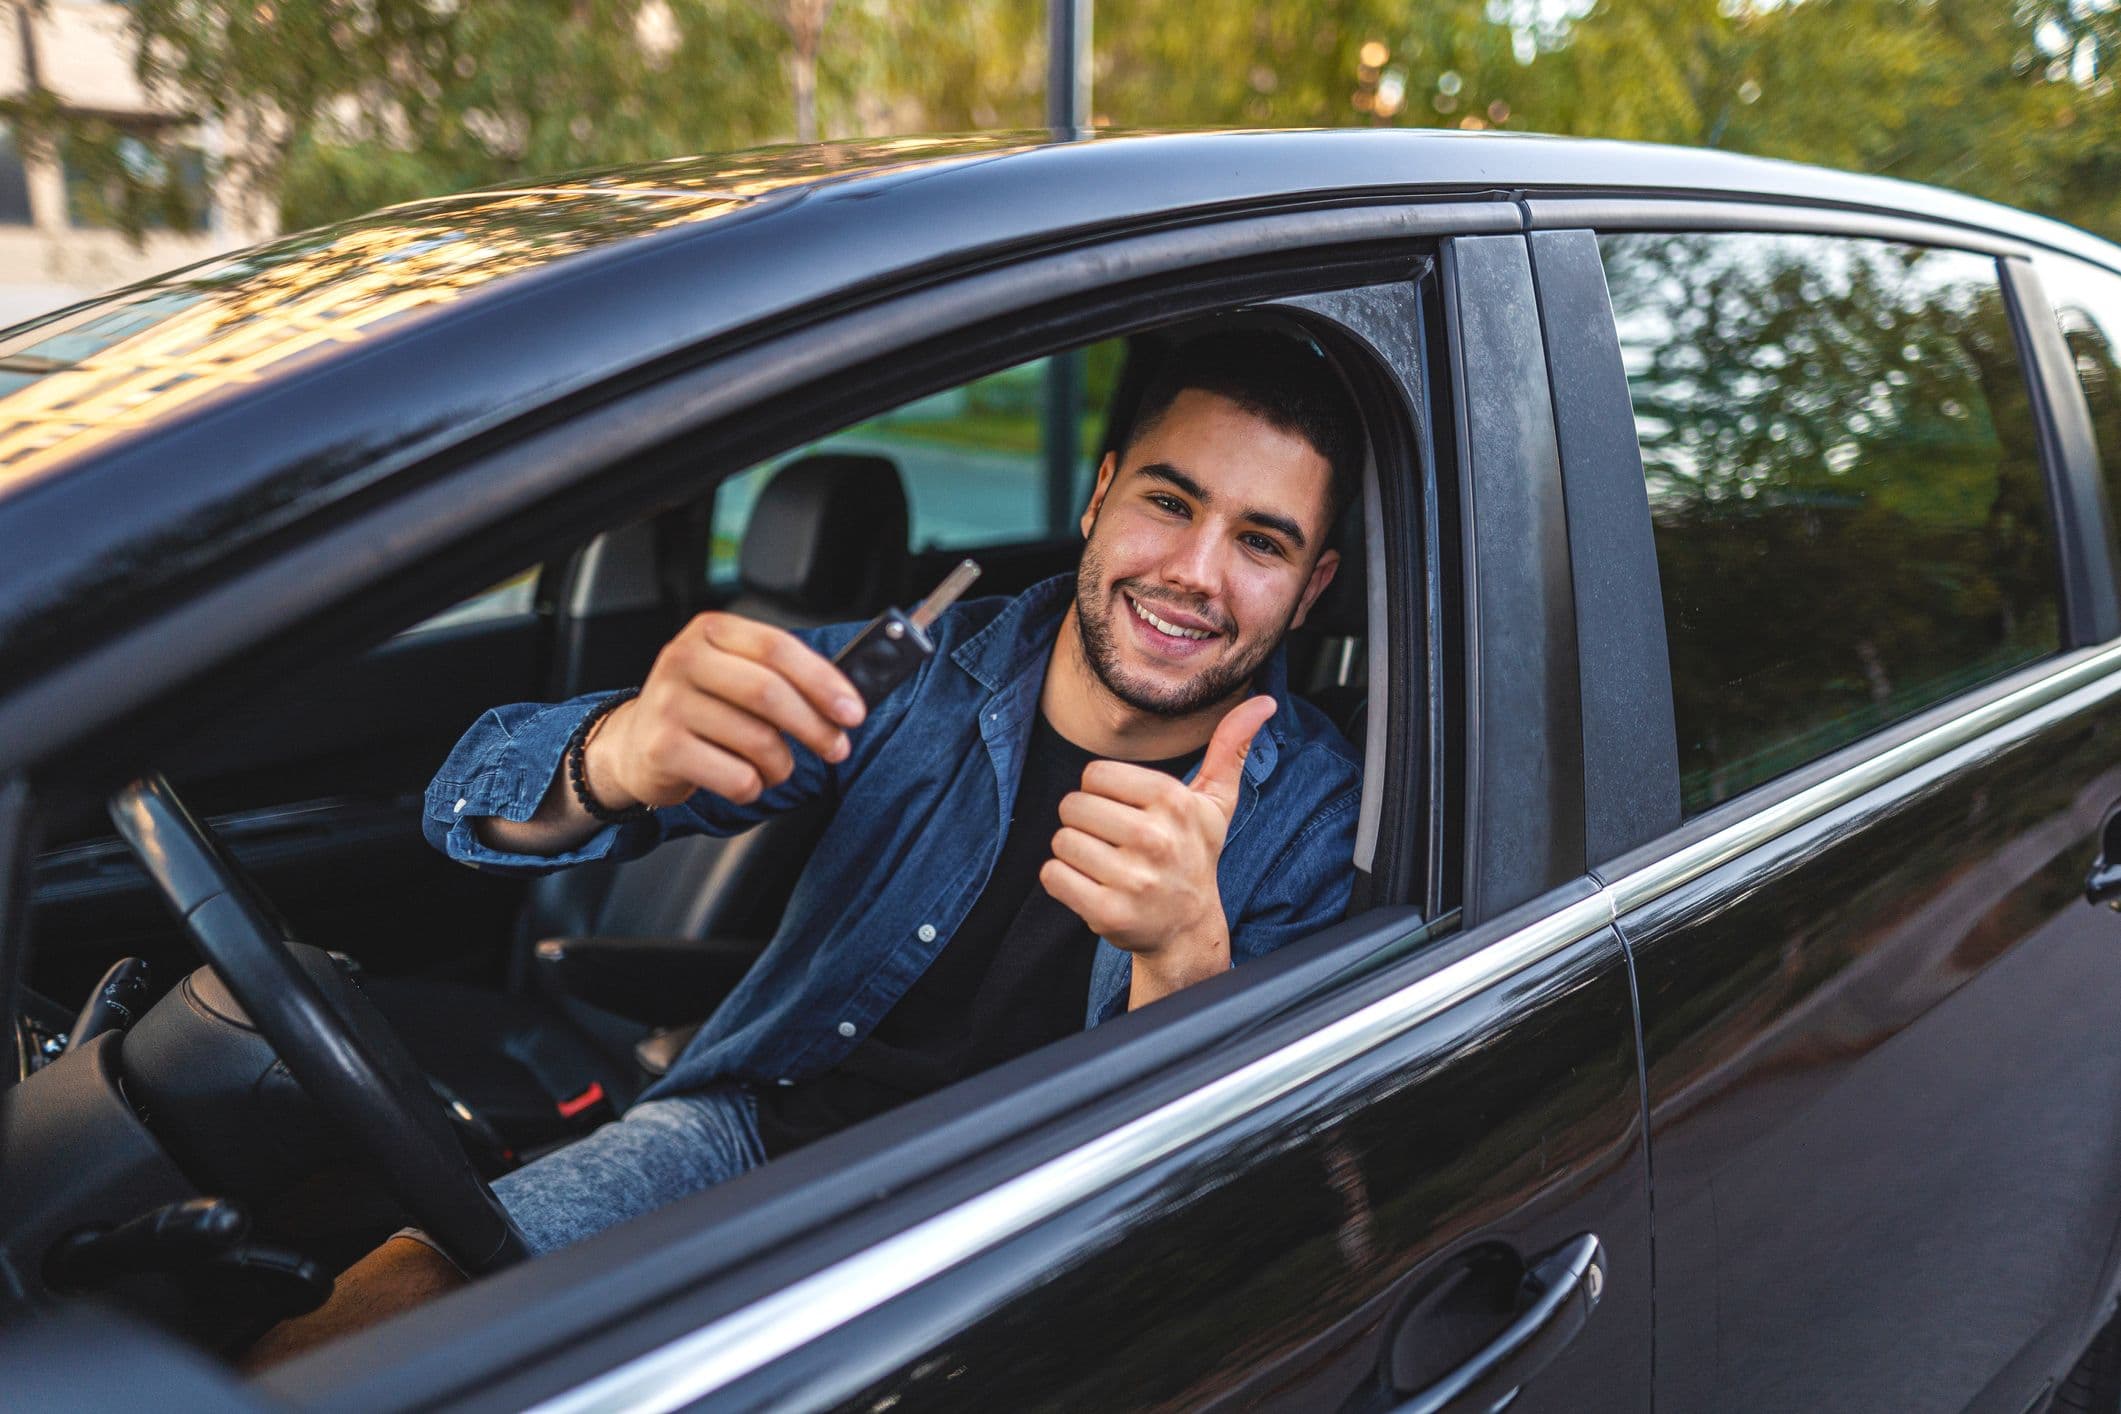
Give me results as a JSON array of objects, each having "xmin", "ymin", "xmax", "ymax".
[{"xmin": 0, "ymin": 0, "xmax": 271, "ymax": 328}]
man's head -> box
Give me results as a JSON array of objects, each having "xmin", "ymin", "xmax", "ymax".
[{"xmin": 1073, "ymin": 329, "xmax": 1361, "ymax": 720}]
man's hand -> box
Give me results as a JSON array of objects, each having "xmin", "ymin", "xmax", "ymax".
[
  {"xmin": 476, "ymin": 613, "xmax": 867, "ymax": 858},
  {"xmin": 1040, "ymin": 696, "xmax": 1276, "ymax": 1010},
  {"xmin": 589, "ymin": 612, "xmax": 869, "ymax": 810}
]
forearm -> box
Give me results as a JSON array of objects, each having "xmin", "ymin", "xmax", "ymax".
[
  {"xmin": 471, "ymin": 705, "xmax": 629, "ymax": 858},
  {"xmin": 471, "ymin": 757, "xmax": 602, "ymax": 857},
  {"xmin": 1125, "ymin": 916, "xmax": 1231, "ymax": 1011}
]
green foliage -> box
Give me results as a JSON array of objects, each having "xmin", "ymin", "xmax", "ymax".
[
  {"xmin": 3, "ymin": 0, "xmax": 2117, "ymax": 243},
  {"xmin": 1601, "ymin": 230, "xmax": 2062, "ymax": 808}
]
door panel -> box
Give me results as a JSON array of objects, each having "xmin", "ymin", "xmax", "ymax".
[
  {"xmin": 1622, "ymin": 677, "xmax": 2121, "ymax": 1412},
  {"xmin": 662, "ymin": 922, "xmax": 1651, "ymax": 1414}
]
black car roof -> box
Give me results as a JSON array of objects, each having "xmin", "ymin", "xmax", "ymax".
[{"xmin": 1, "ymin": 127, "xmax": 2116, "ymax": 687}]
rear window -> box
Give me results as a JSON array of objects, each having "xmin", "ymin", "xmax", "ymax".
[{"xmin": 1599, "ymin": 231, "xmax": 2060, "ymax": 813}]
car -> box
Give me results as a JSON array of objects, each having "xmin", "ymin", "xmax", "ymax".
[{"xmin": 4, "ymin": 125, "xmax": 2121, "ymax": 1413}]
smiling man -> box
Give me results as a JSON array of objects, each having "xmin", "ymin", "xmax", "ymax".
[{"xmin": 248, "ymin": 328, "xmax": 1366, "ymax": 1357}]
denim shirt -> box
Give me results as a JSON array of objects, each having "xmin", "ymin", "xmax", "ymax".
[{"xmin": 424, "ymin": 575, "xmax": 1364, "ymax": 1101}]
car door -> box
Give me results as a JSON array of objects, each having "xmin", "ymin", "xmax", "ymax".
[
  {"xmin": 265, "ymin": 234, "xmax": 1655, "ymax": 1414},
  {"xmin": 1534, "ymin": 213, "xmax": 2121, "ymax": 1413}
]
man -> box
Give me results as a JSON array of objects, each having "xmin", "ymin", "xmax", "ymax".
[{"xmin": 253, "ymin": 328, "xmax": 1365, "ymax": 1351}]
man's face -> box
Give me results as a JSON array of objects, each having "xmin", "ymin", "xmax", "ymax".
[{"xmin": 1074, "ymin": 388, "xmax": 1342, "ymax": 719}]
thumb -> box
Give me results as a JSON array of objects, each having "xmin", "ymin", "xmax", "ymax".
[{"xmin": 1191, "ymin": 695, "xmax": 1276, "ymax": 819}]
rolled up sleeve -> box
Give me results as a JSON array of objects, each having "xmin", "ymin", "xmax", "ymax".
[{"xmin": 421, "ymin": 693, "xmax": 659, "ymax": 875}]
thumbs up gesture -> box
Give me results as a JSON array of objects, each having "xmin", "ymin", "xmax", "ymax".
[{"xmin": 1040, "ymin": 696, "xmax": 1277, "ymax": 1011}]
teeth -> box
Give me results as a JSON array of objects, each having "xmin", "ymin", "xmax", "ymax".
[{"xmin": 1131, "ymin": 596, "xmax": 1212, "ymax": 640}]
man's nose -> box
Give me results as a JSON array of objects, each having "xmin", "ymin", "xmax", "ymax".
[{"xmin": 1159, "ymin": 527, "xmax": 1225, "ymax": 601}]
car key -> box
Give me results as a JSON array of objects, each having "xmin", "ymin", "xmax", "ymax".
[{"xmin": 833, "ymin": 558, "xmax": 982, "ymax": 707}]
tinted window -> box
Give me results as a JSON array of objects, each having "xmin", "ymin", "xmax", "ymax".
[
  {"xmin": 709, "ymin": 342, "xmax": 1123, "ymax": 588},
  {"xmin": 399, "ymin": 569, "xmax": 538, "ymax": 635},
  {"xmin": 1600, "ymin": 232, "xmax": 2059, "ymax": 813},
  {"xmin": 2042, "ymin": 253, "xmax": 2121, "ymax": 557}
]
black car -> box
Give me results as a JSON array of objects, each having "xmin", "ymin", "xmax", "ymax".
[{"xmin": 5, "ymin": 127, "xmax": 2121, "ymax": 1414}]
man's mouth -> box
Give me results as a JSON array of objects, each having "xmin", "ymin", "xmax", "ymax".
[{"xmin": 1123, "ymin": 591, "xmax": 1221, "ymax": 647}]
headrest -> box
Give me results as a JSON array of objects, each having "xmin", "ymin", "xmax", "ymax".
[
  {"xmin": 1301, "ymin": 500, "xmax": 1369, "ymax": 638},
  {"xmin": 737, "ymin": 453, "xmax": 909, "ymax": 624}
]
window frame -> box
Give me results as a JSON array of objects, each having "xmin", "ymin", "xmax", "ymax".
[{"xmin": 2003, "ymin": 254, "xmax": 2121, "ymax": 648}]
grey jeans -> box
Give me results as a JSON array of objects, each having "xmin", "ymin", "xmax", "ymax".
[{"xmin": 491, "ymin": 1086, "xmax": 766, "ymax": 1255}]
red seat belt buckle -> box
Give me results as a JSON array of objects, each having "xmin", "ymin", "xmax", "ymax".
[{"xmin": 556, "ymin": 1081, "xmax": 608, "ymax": 1120}]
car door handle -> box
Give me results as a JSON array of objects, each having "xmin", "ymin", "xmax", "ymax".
[
  {"xmin": 1388, "ymin": 1233, "xmax": 1607, "ymax": 1414},
  {"xmin": 2089, "ymin": 804, "xmax": 2121, "ymax": 907}
]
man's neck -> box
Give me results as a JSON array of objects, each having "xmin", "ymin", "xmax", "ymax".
[{"xmin": 1038, "ymin": 604, "xmax": 1245, "ymax": 760}]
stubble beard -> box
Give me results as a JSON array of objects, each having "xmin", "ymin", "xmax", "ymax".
[{"xmin": 1072, "ymin": 535, "xmax": 1289, "ymax": 719}]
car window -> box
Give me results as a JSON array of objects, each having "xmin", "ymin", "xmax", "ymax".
[
  {"xmin": 2041, "ymin": 254, "xmax": 2121, "ymax": 557},
  {"xmin": 398, "ymin": 568, "xmax": 538, "ymax": 635},
  {"xmin": 708, "ymin": 342, "xmax": 1124, "ymax": 589},
  {"xmin": 1600, "ymin": 231, "xmax": 2060, "ymax": 814}
]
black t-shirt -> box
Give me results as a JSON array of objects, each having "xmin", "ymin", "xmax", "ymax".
[{"xmin": 753, "ymin": 713, "xmax": 1202, "ymax": 1157}]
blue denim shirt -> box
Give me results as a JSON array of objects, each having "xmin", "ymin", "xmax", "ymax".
[{"xmin": 424, "ymin": 575, "xmax": 1363, "ymax": 1101}]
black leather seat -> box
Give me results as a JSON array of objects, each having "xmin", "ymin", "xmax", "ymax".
[
  {"xmin": 370, "ymin": 453, "xmax": 910, "ymax": 1163},
  {"xmin": 522, "ymin": 453, "xmax": 911, "ymax": 946},
  {"xmin": 1286, "ymin": 504, "xmax": 1370, "ymax": 742}
]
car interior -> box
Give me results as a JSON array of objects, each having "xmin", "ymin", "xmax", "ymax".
[{"xmin": 6, "ymin": 307, "xmax": 1414, "ymax": 1356}]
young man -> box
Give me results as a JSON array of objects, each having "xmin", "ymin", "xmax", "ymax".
[{"xmin": 252, "ymin": 328, "xmax": 1365, "ymax": 1352}]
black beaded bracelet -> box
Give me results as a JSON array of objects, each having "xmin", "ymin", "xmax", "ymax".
[{"xmin": 566, "ymin": 689, "xmax": 654, "ymax": 825}]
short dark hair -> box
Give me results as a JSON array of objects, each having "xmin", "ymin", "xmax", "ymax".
[{"xmin": 1120, "ymin": 329, "xmax": 1363, "ymax": 538}]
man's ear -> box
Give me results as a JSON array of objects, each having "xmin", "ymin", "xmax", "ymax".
[
  {"xmin": 1080, "ymin": 451, "xmax": 1117, "ymax": 539},
  {"xmin": 1288, "ymin": 547, "xmax": 1342, "ymax": 632}
]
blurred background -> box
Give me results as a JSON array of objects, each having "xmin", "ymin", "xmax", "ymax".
[{"xmin": 0, "ymin": 0, "xmax": 2113, "ymax": 325}]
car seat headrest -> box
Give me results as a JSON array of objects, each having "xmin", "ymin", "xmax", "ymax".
[
  {"xmin": 737, "ymin": 453, "xmax": 909, "ymax": 624},
  {"xmin": 1299, "ymin": 501, "xmax": 1368, "ymax": 639}
]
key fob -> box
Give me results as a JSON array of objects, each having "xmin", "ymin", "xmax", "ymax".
[
  {"xmin": 831, "ymin": 560, "xmax": 982, "ymax": 708},
  {"xmin": 833, "ymin": 608, "xmax": 934, "ymax": 707}
]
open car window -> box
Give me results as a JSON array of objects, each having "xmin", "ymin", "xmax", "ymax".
[
  {"xmin": 707, "ymin": 341, "xmax": 1127, "ymax": 592},
  {"xmin": 8, "ymin": 265, "xmax": 1438, "ymax": 1407}
]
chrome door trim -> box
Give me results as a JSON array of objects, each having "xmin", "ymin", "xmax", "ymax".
[
  {"xmin": 525, "ymin": 890, "xmax": 1616, "ymax": 1414},
  {"xmin": 1605, "ymin": 640, "xmax": 2121, "ymax": 919},
  {"xmin": 531, "ymin": 641, "xmax": 2121, "ymax": 1414}
]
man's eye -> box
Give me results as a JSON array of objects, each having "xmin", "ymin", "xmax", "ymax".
[
  {"xmin": 1148, "ymin": 493, "xmax": 1187, "ymax": 514},
  {"xmin": 1242, "ymin": 533, "xmax": 1285, "ymax": 557}
]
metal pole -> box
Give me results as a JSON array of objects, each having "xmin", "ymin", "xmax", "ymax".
[
  {"xmin": 1043, "ymin": 0, "xmax": 1091, "ymax": 536},
  {"xmin": 1045, "ymin": 0, "xmax": 1091, "ymax": 136}
]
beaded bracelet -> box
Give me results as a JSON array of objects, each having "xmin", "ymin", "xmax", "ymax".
[{"xmin": 566, "ymin": 689, "xmax": 654, "ymax": 825}]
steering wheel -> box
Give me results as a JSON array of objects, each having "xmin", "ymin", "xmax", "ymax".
[{"xmin": 108, "ymin": 773, "xmax": 527, "ymax": 1275}]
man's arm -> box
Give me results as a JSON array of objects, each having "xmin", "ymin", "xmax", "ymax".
[
  {"xmin": 469, "ymin": 694, "xmax": 627, "ymax": 857},
  {"xmin": 441, "ymin": 611, "xmax": 869, "ymax": 863}
]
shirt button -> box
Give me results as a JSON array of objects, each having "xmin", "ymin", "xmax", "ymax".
[
  {"xmin": 777, "ymin": 1077, "xmax": 794, "ymax": 1087},
  {"xmin": 837, "ymin": 1021, "xmax": 857, "ymax": 1038},
  {"xmin": 453, "ymin": 798, "xmax": 467, "ymax": 813},
  {"xmin": 917, "ymin": 924, "xmax": 937, "ymax": 943}
]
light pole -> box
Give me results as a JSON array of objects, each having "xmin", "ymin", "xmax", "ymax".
[
  {"xmin": 1046, "ymin": 0, "xmax": 1091, "ymax": 138},
  {"xmin": 1042, "ymin": 0, "xmax": 1092, "ymax": 536}
]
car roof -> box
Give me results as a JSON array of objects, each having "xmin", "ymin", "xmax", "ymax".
[{"xmin": 1, "ymin": 127, "xmax": 2116, "ymax": 687}]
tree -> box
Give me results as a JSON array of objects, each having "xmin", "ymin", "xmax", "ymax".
[{"xmin": 5, "ymin": 0, "xmax": 2118, "ymax": 245}]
